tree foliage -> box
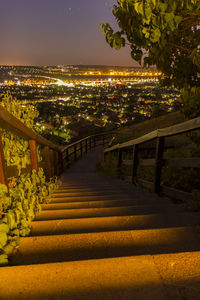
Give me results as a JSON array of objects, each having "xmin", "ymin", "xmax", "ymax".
[{"xmin": 101, "ymin": 0, "xmax": 200, "ymax": 89}]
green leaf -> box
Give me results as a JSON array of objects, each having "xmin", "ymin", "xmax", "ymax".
[
  {"xmin": 0, "ymin": 254, "xmax": 8, "ymax": 266},
  {"xmin": 7, "ymin": 211, "xmax": 16, "ymax": 230},
  {"xmin": 145, "ymin": 6, "xmax": 152, "ymax": 19},
  {"xmin": 0, "ymin": 233, "xmax": 8, "ymax": 248},
  {"xmin": 0, "ymin": 223, "xmax": 9, "ymax": 233},
  {"xmin": 134, "ymin": 2, "xmax": 139, "ymax": 13},
  {"xmin": 165, "ymin": 12, "xmax": 175, "ymax": 30},
  {"xmin": 158, "ymin": 2, "xmax": 168, "ymax": 13},
  {"xmin": 150, "ymin": 27, "xmax": 161, "ymax": 42},
  {"xmin": 135, "ymin": 2, "xmax": 144, "ymax": 15},
  {"xmin": 0, "ymin": 184, "xmax": 8, "ymax": 195},
  {"xmin": 174, "ymin": 16, "xmax": 183, "ymax": 24},
  {"xmin": 20, "ymin": 227, "xmax": 30, "ymax": 237},
  {"xmin": 145, "ymin": 32, "xmax": 150, "ymax": 38}
]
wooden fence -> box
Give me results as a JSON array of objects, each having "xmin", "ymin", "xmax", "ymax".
[
  {"xmin": 0, "ymin": 105, "xmax": 115, "ymax": 188},
  {"xmin": 104, "ymin": 116, "xmax": 200, "ymax": 202}
]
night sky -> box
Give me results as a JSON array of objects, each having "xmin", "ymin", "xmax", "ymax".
[{"xmin": 0, "ymin": 0, "xmax": 138, "ymax": 67}]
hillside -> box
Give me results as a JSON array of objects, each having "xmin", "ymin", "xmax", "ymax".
[{"xmin": 113, "ymin": 111, "xmax": 184, "ymax": 145}]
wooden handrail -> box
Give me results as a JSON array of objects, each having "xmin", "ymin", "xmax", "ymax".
[
  {"xmin": 61, "ymin": 131, "xmax": 117, "ymax": 152},
  {"xmin": 0, "ymin": 105, "xmax": 115, "ymax": 153},
  {"xmin": 0, "ymin": 105, "xmax": 61, "ymax": 152},
  {"xmin": 104, "ymin": 115, "xmax": 200, "ymax": 201},
  {"xmin": 105, "ymin": 116, "xmax": 200, "ymax": 153},
  {"xmin": 0, "ymin": 104, "xmax": 116, "ymax": 186},
  {"xmin": 61, "ymin": 136, "xmax": 91, "ymax": 152}
]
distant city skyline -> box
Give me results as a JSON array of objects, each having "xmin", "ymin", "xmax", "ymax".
[{"xmin": 0, "ymin": 0, "xmax": 139, "ymax": 67}]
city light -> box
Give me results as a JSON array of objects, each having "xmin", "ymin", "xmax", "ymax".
[{"xmin": 0, "ymin": 65, "xmax": 179, "ymax": 142}]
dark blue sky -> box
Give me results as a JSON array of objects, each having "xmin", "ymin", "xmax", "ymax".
[{"xmin": 0, "ymin": 0, "xmax": 138, "ymax": 66}]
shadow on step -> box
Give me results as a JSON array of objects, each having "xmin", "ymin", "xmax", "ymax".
[
  {"xmin": 9, "ymin": 227, "xmax": 200, "ymax": 266},
  {"xmin": 30, "ymin": 213, "xmax": 200, "ymax": 236},
  {"xmin": 34, "ymin": 205, "xmax": 184, "ymax": 221}
]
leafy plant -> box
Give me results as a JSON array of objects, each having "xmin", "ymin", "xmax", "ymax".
[
  {"xmin": 1, "ymin": 92, "xmax": 41, "ymax": 174},
  {"xmin": 0, "ymin": 93, "xmax": 59, "ymax": 266},
  {"xmin": 0, "ymin": 184, "xmax": 11, "ymax": 213},
  {"xmin": 0, "ymin": 169, "xmax": 58, "ymax": 266}
]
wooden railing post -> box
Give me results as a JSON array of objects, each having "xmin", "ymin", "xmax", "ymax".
[
  {"xmin": 53, "ymin": 150, "xmax": 58, "ymax": 176},
  {"xmin": 66, "ymin": 148, "xmax": 69, "ymax": 168},
  {"xmin": 0, "ymin": 130, "xmax": 8, "ymax": 186},
  {"xmin": 74, "ymin": 144, "xmax": 77, "ymax": 161},
  {"xmin": 29, "ymin": 139, "xmax": 39, "ymax": 172},
  {"xmin": 131, "ymin": 144, "xmax": 139, "ymax": 184},
  {"xmin": 117, "ymin": 148, "xmax": 122, "ymax": 178},
  {"xmin": 44, "ymin": 146, "xmax": 51, "ymax": 178},
  {"xmin": 85, "ymin": 139, "xmax": 88, "ymax": 153},
  {"xmin": 154, "ymin": 137, "xmax": 165, "ymax": 194},
  {"xmin": 80, "ymin": 142, "xmax": 83, "ymax": 157},
  {"xmin": 58, "ymin": 152, "xmax": 63, "ymax": 175},
  {"xmin": 93, "ymin": 137, "xmax": 96, "ymax": 148},
  {"xmin": 103, "ymin": 135, "xmax": 105, "ymax": 146},
  {"xmin": 89, "ymin": 138, "xmax": 92, "ymax": 152},
  {"xmin": 103, "ymin": 151, "xmax": 107, "ymax": 163}
]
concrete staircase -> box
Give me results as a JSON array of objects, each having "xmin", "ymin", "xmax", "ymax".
[{"xmin": 0, "ymin": 147, "xmax": 200, "ymax": 300}]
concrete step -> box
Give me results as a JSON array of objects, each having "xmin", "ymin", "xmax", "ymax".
[
  {"xmin": 31, "ymin": 212, "xmax": 200, "ymax": 236},
  {"xmin": 54, "ymin": 186, "xmax": 171, "ymax": 203},
  {"xmin": 48, "ymin": 197, "xmax": 171, "ymax": 207},
  {"xmin": 3, "ymin": 252, "xmax": 200, "ymax": 300},
  {"xmin": 56, "ymin": 184, "xmax": 171, "ymax": 200},
  {"xmin": 41, "ymin": 199, "xmax": 138, "ymax": 210},
  {"xmin": 52, "ymin": 192, "xmax": 130, "ymax": 198},
  {"xmin": 35, "ymin": 204, "xmax": 184, "ymax": 221},
  {"xmin": 52, "ymin": 190, "xmax": 128, "ymax": 197},
  {"xmin": 58, "ymin": 181, "xmax": 127, "ymax": 186},
  {"xmin": 9, "ymin": 227, "xmax": 200, "ymax": 266},
  {"xmin": 49, "ymin": 195, "xmax": 134, "ymax": 203},
  {"xmin": 55, "ymin": 186, "xmax": 124, "ymax": 192},
  {"xmin": 55, "ymin": 186, "xmax": 127, "ymax": 192},
  {"xmin": 48, "ymin": 194, "xmax": 174, "ymax": 204},
  {"xmin": 57, "ymin": 183, "xmax": 128, "ymax": 189}
]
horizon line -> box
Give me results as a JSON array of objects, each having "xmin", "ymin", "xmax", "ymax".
[{"xmin": 0, "ymin": 64, "xmax": 156, "ymax": 69}]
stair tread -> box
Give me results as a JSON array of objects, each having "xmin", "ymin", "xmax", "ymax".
[
  {"xmin": 3, "ymin": 147, "xmax": 200, "ymax": 300},
  {"xmin": 35, "ymin": 204, "xmax": 184, "ymax": 221},
  {"xmin": 31, "ymin": 212, "xmax": 200, "ymax": 236},
  {"xmin": 48, "ymin": 195, "xmax": 170, "ymax": 204},
  {"xmin": 3, "ymin": 252, "xmax": 200, "ymax": 300},
  {"xmin": 41, "ymin": 200, "xmax": 174, "ymax": 210},
  {"xmin": 49, "ymin": 195, "xmax": 136, "ymax": 203},
  {"xmin": 9, "ymin": 226, "xmax": 200, "ymax": 266},
  {"xmin": 41, "ymin": 199, "xmax": 139, "ymax": 210}
]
